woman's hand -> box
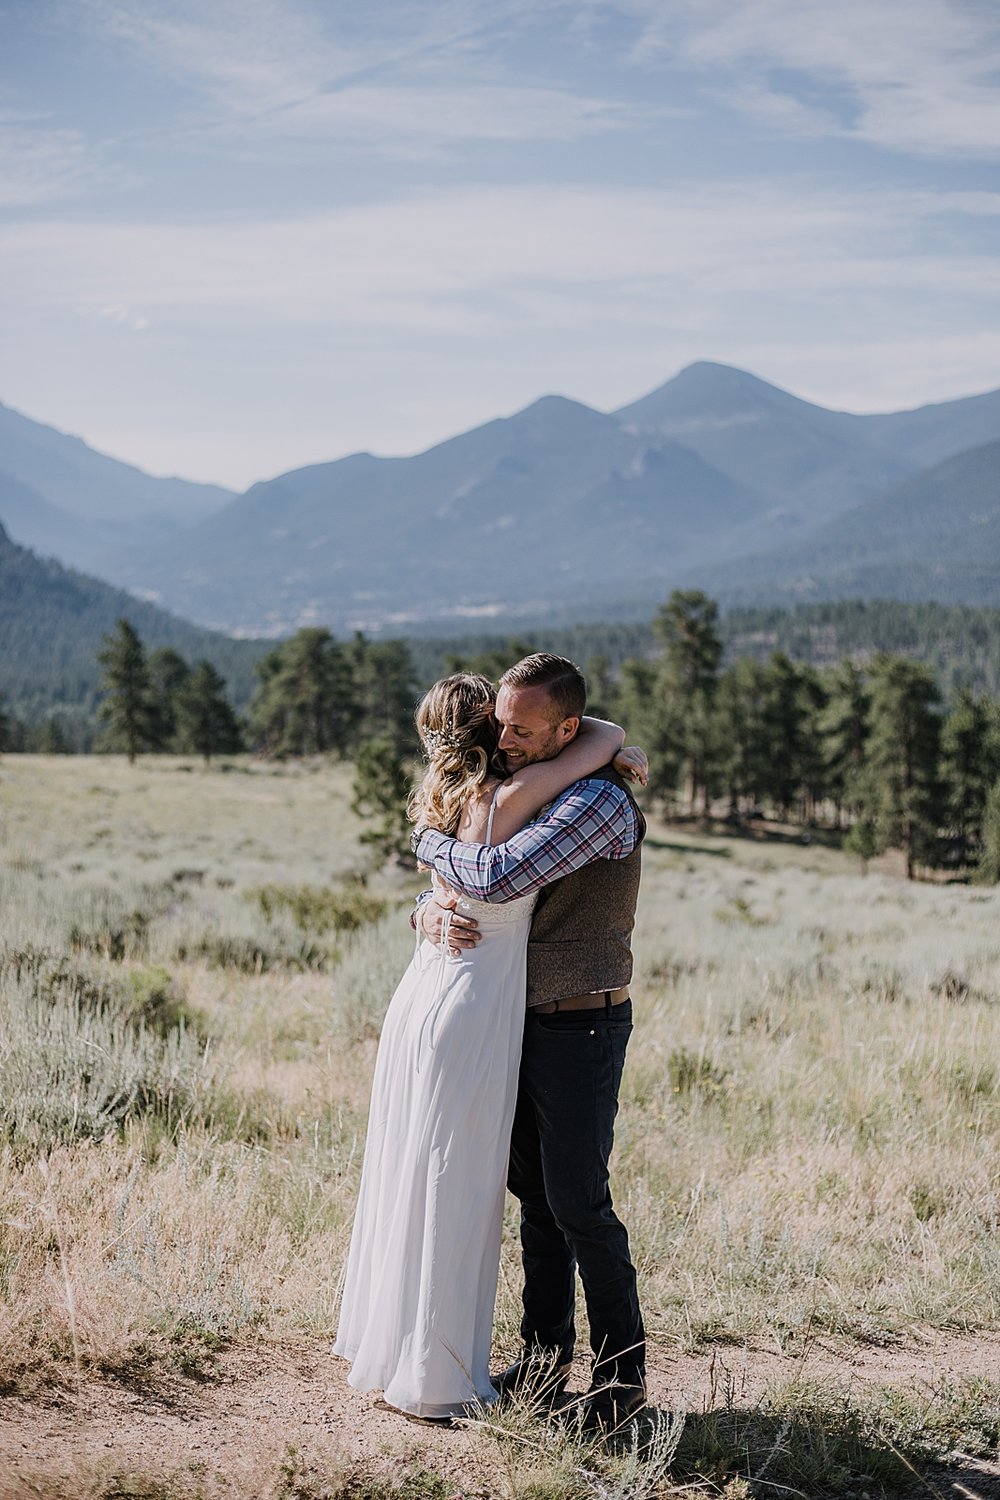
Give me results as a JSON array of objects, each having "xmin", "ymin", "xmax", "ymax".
[
  {"xmin": 421, "ymin": 890, "xmax": 482, "ymax": 952},
  {"xmin": 613, "ymin": 745, "xmax": 648, "ymax": 787}
]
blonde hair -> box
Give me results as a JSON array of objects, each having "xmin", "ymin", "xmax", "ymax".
[{"xmin": 408, "ymin": 674, "xmax": 499, "ymax": 835}]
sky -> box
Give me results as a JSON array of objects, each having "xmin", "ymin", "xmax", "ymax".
[{"xmin": 1, "ymin": 0, "xmax": 998, "ymax": 491}]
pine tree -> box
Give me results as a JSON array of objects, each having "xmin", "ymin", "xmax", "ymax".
[
  {"xmin": 175, "ymin": 661, "xmax": 243, "ymax": 764},
  {"xmin": 584, "ymin": 652, "xmax": 616, "ymax": 722},
  {"xmin": 863, "ymin": 655, "xmax": 943, "ymax": 879},
  {"xmin": 973, "ymin": 780, "xmax": 1000, "ymax": 886},
  {"xmin": 654, "ymin": 589, "xmax": 722, "ymax": 812},
  {"xmin": 38, "ymin": 716, "xmax": 70, "ymax": 754},
  {"xmin": 711, "ymin": 657, "xmax": 771, "ymax": 819},
  {"xmin": 351, "ymin": 737, "xmax": 414, "ymax": 864},
  {"xmin": 248, "ymin": 628, "xmax": 356, "ymax": 757},
  {"xmin": 819, "ymin": 661, "xmax": 870, "ymax": 827},
  {"xmin": 97, "ymin": 619, "xmax": 155, "ymax": 763},
  {"xmin": 615, "ymin": 656, "xmax": 683, "ymax": 808},
  {"xmin": 147, "ymin": 647, "xmax": 192, "ymax": 751},
  {"xmin": 940, "ymin": 687, "xmax": 997, "ymax": 868},
  {"xmin": 756, "ymin": 653, "xmax": 827, "ymax": 822},
  {"xmin": 349, "ymin": 635, "xmax": 418, "ymax": 754},
  {"xmin": 843, "ymin": 816, "xmax": 878, "ymax": 873}
]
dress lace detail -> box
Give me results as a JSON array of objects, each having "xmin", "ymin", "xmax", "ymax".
[{"xmin": 451, "ymin": 890, "xmax": 535, "ymax": 923}]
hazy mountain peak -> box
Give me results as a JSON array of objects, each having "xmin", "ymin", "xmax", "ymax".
[
  {"xmin": 0, "ymin": 398, "xmax": 235, "ymax": 526},
  {"xmin": 503, "ymin": 393, "xmax": 610, "ymax": 431},
  {"xmin": 673, "ymin": 360, "xmax": 771, "ymax": 387},
  {"xmin": 518, "ymin": 392, "xmax": 600, "ymax": 415},
  {"xmin": 616, "ymin": 361, "xmax": 833, "ymax": 429}
]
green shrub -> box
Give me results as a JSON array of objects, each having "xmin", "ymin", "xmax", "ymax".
[
  {"xmin": 69, "ymin": 908, "xmax": 150, "ymax": 961},
  {"xmin": 0, "ymin": 950, "xmax": 194, "ymax": 1036},
  {"xmin": 174, "ymin": 931, "xmax": 328, "ymax": 974},
  {"xmin": 119, "ymin": 966, "xmax": 193, "ymax": 1034},
  {"xmin": 249, "ymin": 881, "xmax": 387, "ymax": 934},
  {"xmin": 668, "ymin": 1046, "xmax": 729, "ymax": 1102},
  {"xmin": 0, "ymin": 959, "xmax": 249, "ymax": 1155}
]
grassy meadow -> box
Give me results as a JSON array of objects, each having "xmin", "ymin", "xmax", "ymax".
[{"xmin": 3, "ymin": 753, "xmax": 1000, "ymax": 1497}]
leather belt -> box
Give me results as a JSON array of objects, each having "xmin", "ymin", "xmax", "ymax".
[{"xmin": 532, "ymin": 987, "xmax": 630, "ymax": 1015}]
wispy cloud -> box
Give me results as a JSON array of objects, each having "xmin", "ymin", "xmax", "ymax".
[
  {"xmin": 85, "ymin": 0, "xmax": 643, "ymax": 153},
  {"xmin": 0, "ymin": 113, "xmax": 123, "ymax": 207},
  {"xmin": 97, "ymin": 303, "xmax": 149, "ymax": 332},
  {"xmin": 3, "ymin": 180, "xmax": 996, "ymax": 330},
  {"xmin": 622, "ymin": 0, "xmax": 1000, "ymax": 158},
  {"xmin": 240, "ymin": 81, "xmax": 646, "ymax": 152},
  {"xmin": 80, "ymin": 0, "xmax": 1000, "ymax": 162}
]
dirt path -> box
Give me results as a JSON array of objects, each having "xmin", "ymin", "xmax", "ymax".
[{"xmin": 3, "ymin": 1332, "xmax": 1000, "ymax": 1499}]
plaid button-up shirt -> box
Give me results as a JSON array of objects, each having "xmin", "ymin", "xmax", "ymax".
[{"xmin": 412, "ymin": 777, "xmax": 639, "ymax": 904}]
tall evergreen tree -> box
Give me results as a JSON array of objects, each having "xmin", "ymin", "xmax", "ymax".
[
  {"xmin": 940, "ymin": 687, "xmax": 999, "ymax": 867},
  {"xmin": 863, "ymin": 655, "xmax": 943, "ymax": 879},
  {"xmin": 711, "ymin": 657, "xmax": 771, "ymax": 818},
  {"xmin": 756, "ymin": 653, "xmax": 827, "ymax": 821},
  {"xmin": 249, "ymin": 628, "xmax": 356, "ymax": 757},
  {"xmin": 147, "ymin": 646, "xmax": 192, "ymax": 751},
  {"xmin": 973, "ymin": 780, "xmax": 1000, "ymax": 886},
  {"xmin": 175, "ymin": 661, "xmax": 243, "ymax": 764},
  {"xmin": 615, "ymin": 655, "xmax": 683, "ymax": 808},
  {"xmin": 349, "ymin": 635, "xmax": 418, "ymax": 754},
  {"xmin": 351, "ymin": 737, "xmax": 414, "ymax": 864},
  {"xmin": 654, "ymin": 589, "xmax": 722, "ymax": 812},
  {"xmin": 584, "ymin": 652, "xmax": 616, "ymax": 722},
  {"xmin": 37, "ymin": 716, "xmax": 70, "ymax": 754},
  {"xmin": 819, "ymin": 661, "xmax": 870, "ymax": 827},
  {"xmin": 97, "ymin": 619, "xmax": 155, "ymax": 763}
]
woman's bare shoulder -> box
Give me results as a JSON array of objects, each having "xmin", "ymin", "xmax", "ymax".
[{"xmin": 455, "ymin": 776, "xmax": 504, "ymax": 842}]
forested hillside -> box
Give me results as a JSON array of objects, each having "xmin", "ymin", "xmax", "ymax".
[
  {"xmin": 410, "ymin": 599, "xmax": 1000, "ymax": 701},
  {"xmin": 8, "ymin": 503, "xmax": 1000, "ymax": 744},
  {"xmin": 691, "ymin": 439, "xmax": 1000, "ymax": 607},
  {"xmin": 0, "ymin": 524, "xmax": 267, "ymax": 724}
]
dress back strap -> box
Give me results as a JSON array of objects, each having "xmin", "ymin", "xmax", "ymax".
[{"xmin": 485, "ymin": 782, "xmax": 503, "ymax": 847}]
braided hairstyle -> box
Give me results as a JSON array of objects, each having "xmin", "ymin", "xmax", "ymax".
[{"xmin": 408, "ymin": 673, "xmax": 499, "ymax": 835}]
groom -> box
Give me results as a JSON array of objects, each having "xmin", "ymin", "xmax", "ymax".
[{"xmin": 412, "ymin": 652, "xmax": 647, "ymax": 1432}]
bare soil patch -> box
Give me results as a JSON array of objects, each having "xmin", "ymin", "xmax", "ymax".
[{"xmin": 3, "ymin": 1331, "xmax": 1000, "ymax": 1498}]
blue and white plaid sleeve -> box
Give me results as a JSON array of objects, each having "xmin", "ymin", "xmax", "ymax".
[{"xmin": 412, "ymin": 779, "xmax": 638, "ymax": 903}]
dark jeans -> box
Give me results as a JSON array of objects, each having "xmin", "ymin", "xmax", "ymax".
[{"xmin": 507, "ymin": 997, "xmax": 645, "ymax": 1387}]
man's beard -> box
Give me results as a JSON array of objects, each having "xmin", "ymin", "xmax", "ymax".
[{"xmin": 500, "ymin": 726, "xmax": 565, "ymax": 773}]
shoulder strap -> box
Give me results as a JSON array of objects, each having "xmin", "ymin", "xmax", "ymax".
[{"xmin": 485, "ymin": 782, "xmax": 503, "ymax": 846}]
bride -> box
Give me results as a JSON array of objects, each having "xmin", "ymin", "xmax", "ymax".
[{"xmin": 334, "ymin": 671, "xmax": 638, "ymax": 1421}]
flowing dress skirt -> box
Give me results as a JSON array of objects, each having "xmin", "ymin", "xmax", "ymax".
[{"xmin": 334, "ymin": 896, "xmax": 534, "ymax": 1418}]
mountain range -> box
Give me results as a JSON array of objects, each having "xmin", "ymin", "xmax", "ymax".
[
  {"xmin": 0, "ymin": 400, "xmax": 231, "ymax": 578},
  {"xmin": 2, "ymin": 362, "xmax": 998, "ymax": 635}
]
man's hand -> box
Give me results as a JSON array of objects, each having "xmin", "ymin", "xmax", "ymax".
[
  {"xmin": 419, "ymin": 891, "xmax": 482, "ymax": 952},
  {"xmin": 613, "ymin": 745, "xmax": 649, "ymax": 788}
]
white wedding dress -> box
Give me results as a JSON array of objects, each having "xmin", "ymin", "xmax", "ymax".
[{"xmin": 334, "ymin": 794, "xmax": 536, "ymax": 1418}]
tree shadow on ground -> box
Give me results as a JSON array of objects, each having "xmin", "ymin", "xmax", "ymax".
[{"xmin": 644, "ymin": 838, "xmax": 732, "ymax": 859}]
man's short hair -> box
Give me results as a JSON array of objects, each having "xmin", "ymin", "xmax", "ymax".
[{"xmin": 499, "ymin": 653, "xmax": 587, "ymax": 723}]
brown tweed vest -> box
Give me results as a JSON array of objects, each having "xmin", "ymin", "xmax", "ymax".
[{"xmin": 525, "ymin": 765, "xmax": 646, "ymax": 1008}]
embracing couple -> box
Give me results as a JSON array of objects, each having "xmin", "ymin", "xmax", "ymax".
[{"xmin": 334, "ymin": 653, "xmax": 648, "ymax": 1433}]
